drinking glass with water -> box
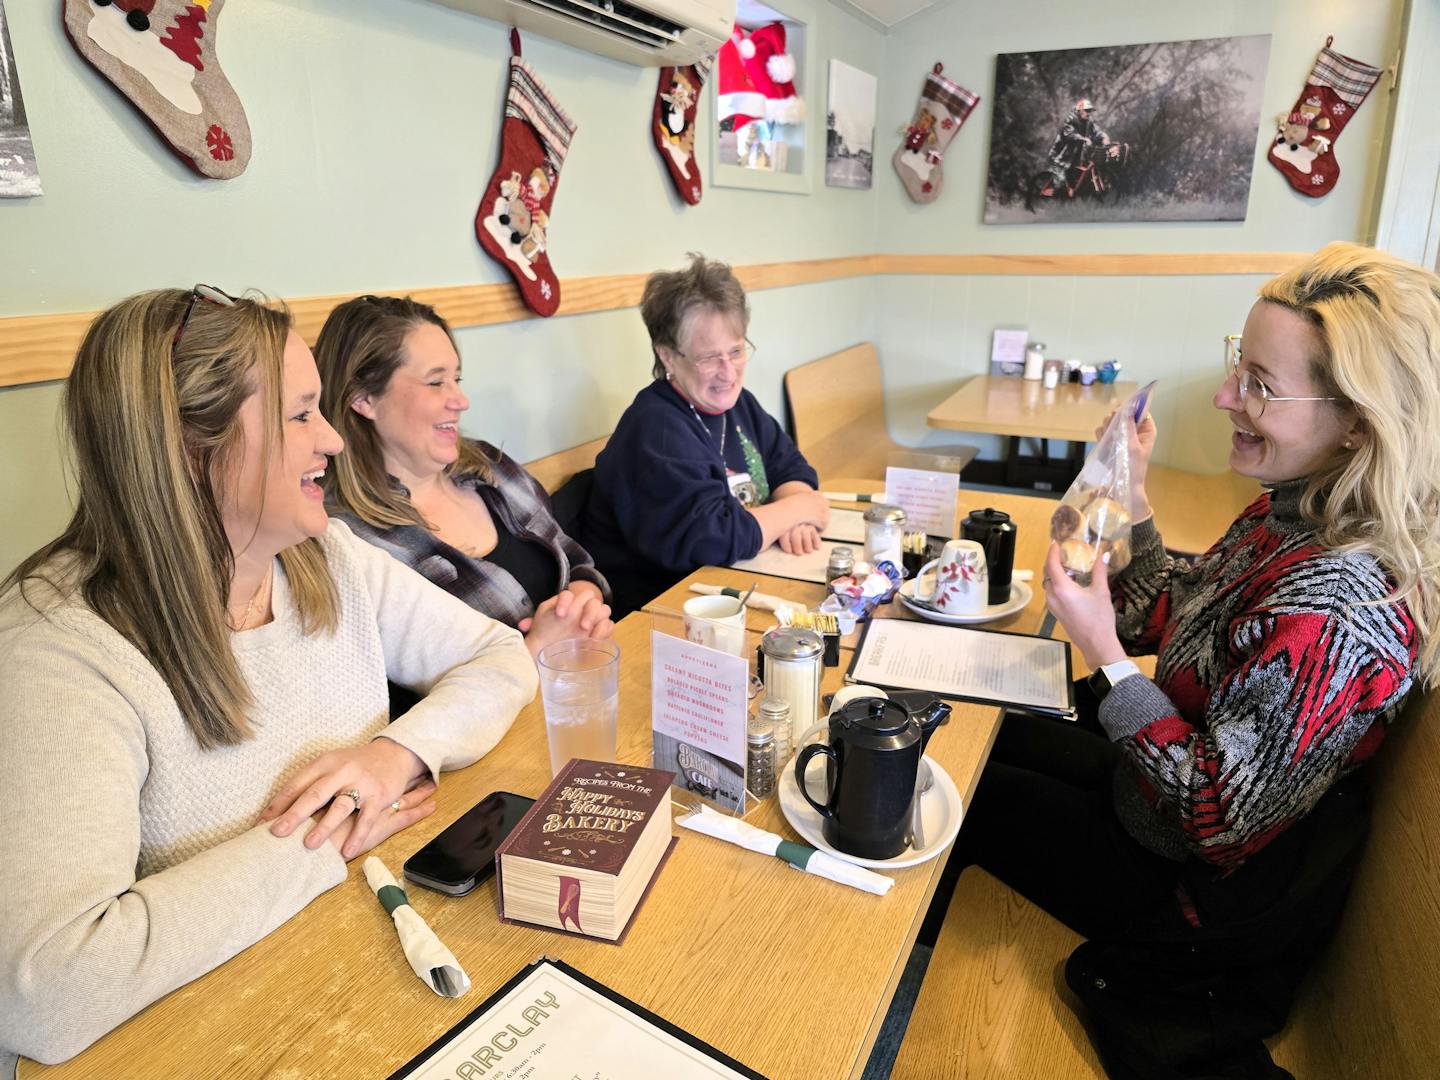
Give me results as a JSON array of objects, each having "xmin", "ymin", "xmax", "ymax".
[{"xmin": 537, "ymin": 639, "xmax": 621, "ymax": 776}]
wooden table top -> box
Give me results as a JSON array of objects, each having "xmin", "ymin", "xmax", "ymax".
[
  {"xmin": 21, "ymin": 491, "xmax": 1072, "ymax": 1080},
  {"xmin": 647, "ymin": 488, "xmax": 1063, "ymax": 646},
  {"xmin": 927, "ymin": 375, "xmax": 1139, "ymax": 441}
]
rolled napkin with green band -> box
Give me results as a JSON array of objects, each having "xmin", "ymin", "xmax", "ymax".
[
  {"xmin": 363, "ymin": 857, "xmax": 471, "ymax": 997},
  {"xmin": 676, "ymin": 803, "xmax": 894, "ymax": 895}
]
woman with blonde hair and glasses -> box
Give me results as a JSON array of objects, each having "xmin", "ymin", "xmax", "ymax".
[
  {"xmin": 583, "ymin": 253, "xmax": 828, "ymax": 615},
  {"xmin": 946, "ymin": 243, "xmax": 1440, "ymax": 1077},
  {"xmin": 314, "ymin": 295, "xmax": 612, "ymax": 661},
  {"xmin": 0, "ymin": 287, "xmax": 536, "ymax": 1069}
]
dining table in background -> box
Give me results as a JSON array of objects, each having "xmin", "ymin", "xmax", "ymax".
[{"xmin": 926, "ymin": 374, "xmax": 1138, "ymax": 492}]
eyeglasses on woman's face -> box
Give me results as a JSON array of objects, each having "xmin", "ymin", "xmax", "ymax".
[
  {"xmin": 675, "ymin": 339, "xmax": 755, "ymax": 376},
  {"xmin": 1222, "ymin": 334, "xmax": 1341, "ymax": 420},
  {"xmin": 173, "ymin": 283, "xmax": 237, "ymax": 356}
]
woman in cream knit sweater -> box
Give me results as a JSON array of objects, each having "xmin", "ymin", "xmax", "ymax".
[{"xmin": 0, "ymin": 287, "xmax": 537, "ymax": 1071}]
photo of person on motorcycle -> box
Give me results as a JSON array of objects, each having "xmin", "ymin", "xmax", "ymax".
[{"xmin": 1041, "ymin": 97, "xmax": 1119, "ymax": 197}]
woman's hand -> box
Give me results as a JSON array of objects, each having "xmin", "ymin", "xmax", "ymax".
[
  {"xmin": 259, "ymin": 736, "xmax": 428, "ymax": 859},
  {"xmin": 780, "ymin": 487, "xmax": 831, "ymax": 530},
  {"xmin": 520, "ymin": 588, "xmax": 614, "ymax": 658},
  {"xmin": 1096, "ymin": 407, "xmax": 1158, "ymax": 520},
  {"xmin": 317, "ymin": 779, "xmax": 438, "ymax": 861},
  {"xmin": 778, "ymin": 523, "xmax": 822, "ymax": 554},
  {"xmin": 1042, "ymin": 543, "xmax": 1126, "ymax": 670}
]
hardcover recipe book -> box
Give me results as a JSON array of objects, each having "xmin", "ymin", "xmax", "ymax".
[{"xmin": 495, "ymin": 759, "xmax": 676, "ymax": 942}]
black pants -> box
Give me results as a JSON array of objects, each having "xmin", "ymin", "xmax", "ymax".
[
  {"xmin": 931, "ymin": 686, "xmax": 1369, "ymax": 1080},
  {"xmin": 952, "ymin": 699, "xmax": 1192, "ymax": 940}
]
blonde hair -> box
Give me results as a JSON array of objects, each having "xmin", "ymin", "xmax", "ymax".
[
  {"xmin": 3, "ymin": 289, "xmax": 338, "ymax": 748},
  {"xmin": 1259, "ymin": 242, "xmax": 1440, "ymax": 684},
  {"xmin": 314, "ymin": 295, "xmax": 492, "ymax": 529}
]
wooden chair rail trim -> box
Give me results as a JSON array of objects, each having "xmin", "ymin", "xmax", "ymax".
[{"xmin": 0, "ymin": 253, "xmax": 1309, "ymax": 389}]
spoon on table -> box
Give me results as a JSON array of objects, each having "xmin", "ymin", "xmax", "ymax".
[
  {"xmin": 738, "ymin": 581, "xmax": 758, "ymax": 610},
  {"xmin": 910, "ymin": 759, "xmax": 934, "ymax": 851}
]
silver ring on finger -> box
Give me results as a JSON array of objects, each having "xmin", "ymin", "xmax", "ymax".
[
  {"xmin": 340, "ymin": 788, "xmax": 363, "ymax": 811},
  {"xmin": 389, "ymin": 798, "xmax": 403, "ymax": 812}
]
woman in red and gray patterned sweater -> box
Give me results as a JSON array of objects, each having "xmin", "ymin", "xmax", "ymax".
[{"xmin": 951, "ymin": 243, "xmax": 1440, "ymax": 1078}]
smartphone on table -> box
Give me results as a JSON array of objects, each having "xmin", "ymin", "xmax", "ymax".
[{"xmin": 403, "ymin": 791, "xmax": 534, "ymax": 896}]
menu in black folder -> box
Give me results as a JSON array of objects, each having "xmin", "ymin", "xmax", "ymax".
[
  {"xmin": 847, "ymin": 619, "xmax": 1075, "ymax": 718},
  {"xmin": 389, "ymin": 958, "xmax": 765, "ymax": 1080}
]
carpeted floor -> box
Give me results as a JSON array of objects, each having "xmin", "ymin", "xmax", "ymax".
[{"xmin": 859, "ymin": 942, "xmax": 933, "ymax": 1079}]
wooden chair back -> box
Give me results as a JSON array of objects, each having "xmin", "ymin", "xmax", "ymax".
[
  {"xmin": 1269, "ymin": 684, "xmax": 1440, "ymax": 1077},
  {"xmin": 783, "ymin": 343, "xmax": 900, "ymax": 482},
  {"xmin": 523, "ymin": 435, "xmax": 609, "ymax": 494},
  {"xmin": 1144, "ymin": 465, "xmax": 1263, "ymax": 557}
]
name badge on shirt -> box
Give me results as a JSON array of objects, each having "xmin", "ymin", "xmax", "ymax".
[{"xmin": 727, "ymin": 470, "xmax": 759, "ymax": 507}]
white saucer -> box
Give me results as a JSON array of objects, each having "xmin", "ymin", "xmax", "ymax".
[
  {"xmin": 897, "ymin": 577, "xmax": 1033, "ymax": 625},
  {"xmin": 777, "ymin": 753, "xmax": 964, "ymax": 869}
]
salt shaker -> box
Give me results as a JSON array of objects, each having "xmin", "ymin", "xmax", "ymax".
[
  {"xmin": 1023, "ymin": 341, "xmax": 1046, "ymax": 381},
  {"xmin": 863, "ymin": 504, "xmax": 907, "ymax": 569},
  {"xmin": 761, "ymin": 629, "xmax": 823, "ymax": 749},
  {"xmin": 757, "ymin": 695, "xmax": 793, "ymax": 767},
  {"xmin": 746, "ymin": 718, "xmax": 776, "ymax": 798}
]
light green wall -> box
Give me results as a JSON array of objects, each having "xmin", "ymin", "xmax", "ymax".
[
  {"xmin": 876, "ymin": 0, "xmax": 1404, "ymax": 470},
  {"xmin": 0, "ymin": 0, "xmax": 1406, "ymax": 574},
  {"xmin": 0, "ymin": 0, "xmax": 886, "ymax": 574}
]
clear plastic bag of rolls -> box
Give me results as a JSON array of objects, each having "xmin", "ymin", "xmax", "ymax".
[{"xmin": 1049, "ymin": 391, "xmax": 1144, "ymax": 584}]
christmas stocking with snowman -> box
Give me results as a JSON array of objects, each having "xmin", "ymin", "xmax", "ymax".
[
  {"xmin": 476, "ymin": 31, "xmax": 577, "ymax": 318},
  {"xmin": 652, "ymin": 56, "xmax": 713, "ymax": 206},
  {"xmin": 1267, "ymin": 37, "xmax": 1382, "ymax": 198},
  {"xmin": 893, "ymin": 63, "xmax": 978, "ymax": 204},
  {"xmin": 63, "ymin": 0, "xmax": 250, "ymax": 179}
]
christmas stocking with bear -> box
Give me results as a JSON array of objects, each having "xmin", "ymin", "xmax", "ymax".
[
  {"xmin": 476, "ymin": 30, "xmax": 577, "ymax": 318},
  {"xmin": 63, "ymin": 0, "xmax": 250, "ymax": 179},
  {"xmin": 893, "ymin": 63, "xmax": 978, "ymax": 204},
  {"xmin": 652, "ymin": 56, "xmax": 713, "ymax": 206},
  {"xmin": 1267, "ymin": 37, "xmax": 1382, "ymax": 199}
]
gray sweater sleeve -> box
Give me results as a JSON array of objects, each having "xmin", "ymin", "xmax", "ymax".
[
  {"xmin": 333, "ymin": 521, "xmax": 539, "ymax": 780},
  {"xmin": 0, "ymin": 613, "xmax": 347, "ymax": 1066}
]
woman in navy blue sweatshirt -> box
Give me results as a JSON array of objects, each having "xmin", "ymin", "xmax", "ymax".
[{"xmin": 584, "ymin": 254, "xmax": 827, "ymax": 617}]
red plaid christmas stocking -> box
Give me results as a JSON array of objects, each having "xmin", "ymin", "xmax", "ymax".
[
  {"xmin": 476, "ymin": 31, "xmax": 577, "ymax": 317},
  {"xmin": 63, "ymin": 0, "xmax": 251, "ymax": 179},
  {"xmin": 1267, "ymin": 37, "xmax": 1382, "ymax": 199},
  {"xmin": 892, "ymin": 63, "xmax": 978, "ymax": 204},
  {"xmin": 652, "ymin": 56, "xmax": 713, "ymax": 206}
]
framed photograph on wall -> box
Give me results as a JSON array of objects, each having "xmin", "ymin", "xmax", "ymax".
[
  {"xmin": 825, "ymin": 59, "xmax": 876, "ymax": 190},
  {"xmin": 711, "ymin": 0, "xmax": 817, "ymax": 195},
  {"xmin": 0, "ymin": 0, "xmax": 42, "ymax": 197},
  {"xmin": 983, "ymin": 34, "xmax": 1271, "ymax": 224}
]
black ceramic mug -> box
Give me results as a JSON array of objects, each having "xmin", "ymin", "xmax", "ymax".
[
  {"xmin": 796, "ymin": 697, "xmax": 921, "ymax": 860},
  {"xmin": 962, "ymin": 507, "xmax": 1017, "ymax": 607}
]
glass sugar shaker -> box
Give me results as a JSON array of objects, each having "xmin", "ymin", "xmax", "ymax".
[
  {"xmin": 862, "ymin": 504, "xmax": 907, "ymax": 570},
  {"xmin": 756, "ymin": 695, "xmax": 793, "ymax": 769},
  {"xmin": 761, "ymin": 628, "xmax": 823, "ymax": 749},
  {"xmin": 746, "ymin": 717, "xmax": 776, "ymax": 798}
]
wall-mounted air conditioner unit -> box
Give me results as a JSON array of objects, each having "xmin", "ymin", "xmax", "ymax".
[{"xmin": 430, "ymin": 0, "xmax": 734, "ymax": 67}]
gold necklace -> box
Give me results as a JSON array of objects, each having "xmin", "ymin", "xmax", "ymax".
[{"xmin": 227, "ymin": 565, "xmax": 274, "ymax": 631}]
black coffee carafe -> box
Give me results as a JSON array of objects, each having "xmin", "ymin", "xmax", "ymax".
[
  {"xmin": 961, "ymin": 507, "xmax": 1017, "ymax": 606},
  {"xmin": 796, "ymin": 697, "xmax": 921, "ymax": 860}
]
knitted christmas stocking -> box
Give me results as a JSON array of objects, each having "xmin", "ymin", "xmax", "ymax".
[
  {"xmin": 475, "ymin": 30, "xmax": 576, "ymax": 318},
  {"xmin": 893, "ymin": 63, "xmax": 978, "ymax": 204},
  {"xmin": 1267, "ymin": 37, "xmax": 1381, "ymax": 199},
  {"xmin": 63, "ymin": 0, "xmax": 251, "ymax": 179},
  {"xmin": 652, "ymin": 57, "xmax": 712, "ymax": 206}
]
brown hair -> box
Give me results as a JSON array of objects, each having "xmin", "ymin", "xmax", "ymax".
[
  {"xmin": 639, "ymin": 253, "xmax": 750, "ymax": 379},
  {"xmin": 314, "ymin": 295, "xmax": 493, "ymax": 529},
  {"xmin": 3, "ymin": 289, "xmax": 339, "ymax": 748},
  {"xmin": 1259, "ymin": 242, "xmax": 1440, "ymax": 684}
]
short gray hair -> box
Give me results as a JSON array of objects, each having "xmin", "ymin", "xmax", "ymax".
[{"xmin": 640, "ymin": 253, "xmax": 750, "ymax": 379}]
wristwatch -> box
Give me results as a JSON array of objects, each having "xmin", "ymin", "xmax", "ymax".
[{"xmin": 1087, "ymin": 659, "xmax": 1142, "ymax": 701}]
